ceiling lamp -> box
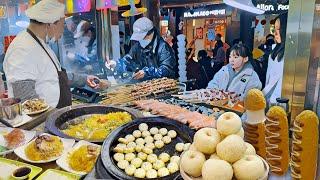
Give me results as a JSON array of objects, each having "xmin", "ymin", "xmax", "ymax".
[
  {"xmin": 121, "ymin": 0, "xmax": 147, "ymax": 17},
  {"xmin": 223, "ymin": 0, "xmax": 265, "ymax": 14}
]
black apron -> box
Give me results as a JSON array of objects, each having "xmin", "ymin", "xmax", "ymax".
[{"xmin": 27, "ymin": 29, "xmax": 72, "ymax": 108}]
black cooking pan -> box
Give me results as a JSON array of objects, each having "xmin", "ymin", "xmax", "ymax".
[
  {"xmin": 101, "ymin": 117, "xmax": 195, "ymax": 180},
  {"xmin": 45, "ymin": 104, "xmax": 143, "ymax": 143}
]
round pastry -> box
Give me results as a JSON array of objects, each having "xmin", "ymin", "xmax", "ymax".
[
  {"xmin": 117, "ymin": 160, "xmax": 129, "ymax": 170},
  {"xmin": 124, "ymin": 147, "xmax": 135, "ymax": 154},
  {"xmin": 175, "ymin": 143, "xmax": 184, "ymax": 152},
  {"xmin": 162, "ymin": 136, "xmax": 172, "ymax": 144},
  {"xmin": 135, "ymin": 144, "xmax": 144, "ymax": 152},
  {"xmin": 118, "ymin": 138, "xmax": 128, "ymax": 144},
  {"xmin": 145, "ymin": 143, "xmax": 155, "ymax": 150},
  {"xmin": 113, "ymin": 153, "xmax": 125, "ymax": 162},
  {"xmin": 125, "ymin": 153, "xmax": 136, "ymax": 162},
  {"xmin": 158, "ymin": 167, "xmax": 170, "ymax": 177},
  {"xmin": 150, "ymin": 127, "xmax": 159, "ymax": 135},
  {"xmin": 143, "ymin": 147, "xmax": 153, "ymax": 154},
  {"xmin": 135, "ymin": 138, "xmax": 145, "ymax": 145},
  {"xmin": 153, "ymin": 160, "xmax": 165, "ymax": 170},
  {"xmin": 170, "ymin": 156, "xmax": 180, "ymax": 165},
  {"xmin": 125, "ymin": 135, "xmax": 135, "ymax": 143},
  {"xmin": 125, "ymin": 164, "xmax": 136, "ymax": 176},
  {"xmin": 127, "ymin": 142, "xmax": 136, "ymax": 149},
  {"xmin": 168, "ymin": 130, "xmax": 177, "ymax": 138},
  {"xmin": 155, "ymin": 140, "xmax": 165, "ymax": 149},
  {"xmin": 146, "ymin": 169, "xmax": 158, "ymax": 178},
  {"xmin": 131, "ymin": 158, "xmax": 143, "ymax": 168},
  {"xmin": 159, "ymin": 128, "xmax": 168, "ymax": 136},
  {"xmin": 133, "ymin": 130, "xmax": 142, "ymax": 138},
  {"xmin": 147, "ymin": 154, "xmax": 158, "ymax": 163},
  {"xmin": 159, "ymin": 153, "xmax": 170, "ymax": 163},
  {"xmin": 137, "ymin": 152, "xmax": 147, "ymax": 161},
  {"xmin": 142, "ymin": 131, "xmax": 151, "ymax": 138},
  {"xmin": 139, "ymin": 123, "xmax": 148, "ymax": 132},
  {"xmin": 114, "ymin": 146, "xmax": 124, "ymax": 153},
  {"xmin": 184, "ymin": 143, "xmax": 191, "ymax": 151},
  {"xmin": 144, "ymin": 136, "xmax": 154, "ymax": 144},
  {"xmin": 134, "ymin": 168, "xmax": 146, "ymax": 178},
  {"xmin": 141, "ymin": 162, "xmax": 153, "ymax": 171},
  {"xmin": 167, "ymin": 162, "xmax": 179, "ymax": 173},
  {"xmin": 154, "ymin": 134, "xmax": 163, "ymax": 141},
  {"xmin": 244, "ymin": 88, "xmax": 266, "ymax": 111}
]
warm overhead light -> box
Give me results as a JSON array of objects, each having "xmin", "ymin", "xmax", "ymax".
[{"xmin": 223, "ymin": 0, "xmax": 265, "ymax": 15}]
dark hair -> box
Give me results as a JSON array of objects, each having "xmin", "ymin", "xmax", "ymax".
[
  {"xmin": 271, "ymin": 13, "xmax": 288, "ymax": 61},
  {"xmin": 232, "ymin": 38, "xmax": 241, "ymax": 45},
  {"xmin": 216, "ymin": 33, "xmax": 222, "ymax": 38},
  {"xmin": 119, "ymin": 31, "xmax": 124, "ymax": 36},
  {"xmin": 230, "ymin": 43, "xmax": 252, "ymax": 58},
  {"xmin": 266, "ymin": 34, "xmax": 275, "ymax": 40},
  {"xmin": 197, "ymin": 50, "xmax": 207, "ymax": 60}
]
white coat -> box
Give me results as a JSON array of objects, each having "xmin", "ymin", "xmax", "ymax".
[
  {"xmin": 4, "ymin": 30, "xmax": 62, "ymax": 107},
  {"xmin": 263, "ymin": 44, "xmax": 284, "ymax": 104},
  {"xmin": 207, "ymin": 63, "xmax": 262, "ymax": 101}
]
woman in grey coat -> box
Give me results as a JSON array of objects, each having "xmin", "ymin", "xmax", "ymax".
[{"xmin": 207, "ymin": 43, "xmax": 262, "ymax": 101}]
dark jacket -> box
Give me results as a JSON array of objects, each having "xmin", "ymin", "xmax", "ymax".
[
  {"xmin": 121, "ymin": 34, "xmax": 176, "ymax": 81},
  {"xmin": 198, "ymin": 57, "xmax": 215, "ymax": 89}
]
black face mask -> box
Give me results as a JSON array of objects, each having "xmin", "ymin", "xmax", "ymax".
[{"xmin": 266, "ymin": 39, "xmax": 275, "ymax": 46}]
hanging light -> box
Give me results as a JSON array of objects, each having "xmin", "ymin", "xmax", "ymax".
[{"xmin": 223, "ymin": 0, "xmax": 265, "ymax": 15}]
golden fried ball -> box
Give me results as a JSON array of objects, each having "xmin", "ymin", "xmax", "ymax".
[
  {"xmin": 168, "ymin": 130, "xmax": 177, "ymax": 138},
  {"xmin": 125, "ymin": 164, "xmax": 136, "ymax": 176},
  {"xmin": 113, "ymin": 153, "xmax": 125, "ymax": 162},
  {"xmin": 155, "ymin": 140, "xmax": 165, "ymax": 149},
  {"xmin": 133, "ymin": 130, "xmax": 142, "ymax": 138},
  {"xmin": 134, "ymin": 168, "xmax": 146, "ymax": 178},
  {"xmin": 135, "ymin": 138, "xmax": 145, "ymax": 145},
  {"xmin": 175, "ymin": 143, "xmax": 184, "ymax": 152},
  {"xmin": 154, "ymin": 134, "xmax": 163, "ymax": 141},
  {"xmin": 167, "ymin": 162, "xmax": 179, "ymax": 174},
  {"xmin": 144, "ymin": 136, "xmax": 154, "ymax": 144},
  {"xmin": 145, "ymin": 143, "xmax": 155, "ymax": 150},
  {"xmin": 117, "ymin": 160, "xmax": 129, "ymax": 170},
  {"xmin": 143, "ymin": 147, "xmax": 153, "ymax": 154},
  {"xmin": 125, "ymin": 153, "xmax": 136, "ymax": 162},
  {"xmin": 127, "ymin": 142, "xmax": 137, "ymax": 149},
  {"xmin": 158, "ymin": 167, "xmax": 170, "ymax": 177},
  {"xmin": 150, "ymin": 127, "xmax": 159, "ymax": 135},
  {"xmin": 139, "ymin": 123, "xmax": 149, "ymax": 132},
  {"xmin": 147, "ymin": 154, "xmax": 158, "ymax": 163},
  {"xmin": 125, "ymin": 135, "xmax": 135, "ymax": 143},
  {"xmin": 244, "ymin": 89, "xmax": 266, "ymax": 111},
  {"xmin": 159, "ymin": 153, "xmax": 170, "ymax": 163},
  {"xmin": 142, "ymin": 131, "xmax": 151, "ymax": 138},
  {"xmin": 137, "ymin": 152, "xmax": 148, "ymax": 161},
  {"xmin": 131, "ymin": 158, "xmax": 143, "ymax": 168},
  {"xmin": 162, "ymin": 136, "xmax": 172, "ymax": 144},
  {"xmin": 146, "ymin": 169, "xmax": 158, "ymax": 178},
  {"xmin": 153, "ymin": 160, "xmax": 165, "ymax": 170},
  {"xmin": 170, "ymin": 156, "xmax": 180, "ymax": 165},
  {"xmin": 159, "ymin": 128, "xmax": 168, "ymax": 136},
  {"xmin": 135, "ymin": 144, "xmax": 144, "ymax": 152},
  {"xmin": 141, "ymin": 162, "xmax": 153, "ymax": 171},
  {"xmin": 118, "ymin": 138, "xmax": 128, "ymax": 144}
]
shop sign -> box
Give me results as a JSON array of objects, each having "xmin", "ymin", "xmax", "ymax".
[
  {"xmin": 252, "ymin": 0, "xmax": 289, "ymax": 14},
  {"xmin": 184, "ymin": 9, "xmax": 226, "ymax": 18}
]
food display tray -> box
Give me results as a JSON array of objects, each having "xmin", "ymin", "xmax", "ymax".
[
  {"xmin": 101, "ymin": 117, "xmax": 195, "ymax": 180},
  {"xmin": 45, "ymin": 104, "xmax": 143, "ymax": 143}
]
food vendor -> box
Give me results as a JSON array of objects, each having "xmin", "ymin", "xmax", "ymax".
[
  {"xmin": 3, "ymin": 0, "xmax": 109, "ymax": 108},
  {"xmin": 207, "ymin": 43, "xmax": 262, "ymax": 100},
  {"xmin": 118, "ymin": 17, "xmax": 176, "ymax": 81}
]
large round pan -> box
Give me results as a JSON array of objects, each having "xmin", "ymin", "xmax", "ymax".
[
  {"xmin": 45, "ymin": 104, "xmax": 143, "ymax": 143},
  {"xmin": 101, "ymin": 117, "xmax": 195, "ymax": 180}
]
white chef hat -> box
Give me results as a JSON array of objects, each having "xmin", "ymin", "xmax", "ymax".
[{"xmin": 26, "ymin": 0, "xmax": 65, "ymax": 24}]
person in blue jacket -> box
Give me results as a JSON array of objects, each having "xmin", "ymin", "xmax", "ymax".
[
  {"xmin": 118, "ymin": 17, "xmax": 176, "ymax": 81},
  {"xmin": 207, "ymin": 43, "xmax": 262, "ymax": 101}
]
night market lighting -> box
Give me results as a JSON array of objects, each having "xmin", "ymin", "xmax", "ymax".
[{"xmin": 223, "ymin": 0, "xmax": 265, "ymax": 14}]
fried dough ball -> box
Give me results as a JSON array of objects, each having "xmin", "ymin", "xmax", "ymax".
[
  {"xmin": 154, "ymin": 134, "xmax": 163, "ymax": 141},
  {"xmin": 133, "ymin": 130, "xmax": 142, "ymax": 138},
  {"xmin": 159, "ymin": 153, "xmax": 170, "ymax": 163},
  {"xmin": 146, "ymin": 169, "xmax": 158, "ymax": 178},
  {"xmin": 139, "ymin": 123, "xmax": 148, "ymax": 132},
  {"xmin": 150, "ymin": 127, "xmax": 159, "ymax": 135},
  {"xmin": 159, "ymin": 128, "xmax": 168, "ymax": 136},
  {"xmin": 134, "ymin": 168, "xmax": 146, "ymax": 178},
  {"xmin": 125, "ymin": 164, "xmax": 136, "ymax": 176},
  {"xmin": 113, "ymin": 153, "xmax": 124, "ymax": 162},
  {"xmin": 147, "ymin": 154, "xmax": 158, "ymax": 163},
  {"xmin": 168, "ymin": 130, "xmax": 177, "ymax": 138},
  {"xmin": 162, "ymin": 136, "xmax": 172, "ymax": 144},
  {"xmin": 155, "ymin": 140, "xmax": 165, "ymax": 149},
  {"xmin": 244, "ymin": 89, "xmax": 266, "ymax": 110},
  {"xmin": 175, "ymin": 143, "xmax": 184, "ymax": 152},
  {"xmin": 137, "ymin": 152, "xmax": 148, "ymax": 161},
  {"xmin": 117, "ymin": 160, "xmax": 129, "ymax": 170}
]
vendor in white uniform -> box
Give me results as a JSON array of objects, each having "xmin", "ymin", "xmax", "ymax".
[
  {"xmin": 262, "ymin": 14, "xmax": 287, "ymax": 105},
  {"xmin": 4, "ymin": 0, "xmax": 109, "ymax": 108}
]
